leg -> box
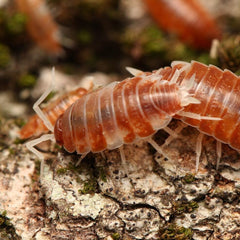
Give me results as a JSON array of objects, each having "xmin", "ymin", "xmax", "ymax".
[
  {"xmin": 33, "ymin": 67, "xmax": 55, "ymax": 132},
  {"xmin": 26, "ymin": 133, "xmax": 55, "ymax": 182},
  {"xmin": 125, "ymin": 66, "xmax": 143, "ymax": 76},
  {"xmin": 26, "ymin": 134, "xmax": 55, "ymax": 160},
  {"xmin": 75, "ymin": 153, "xmax": 88, "ymax": 166},
  {"xmin": 119, "ymin": 145, "xmax": 128, "ymax": 171},
  {"xmin": 216, "ymin": 141, "xmax": 222, "ymax": 170},
  {"xmin": 147, "ymin": 137, "xmax": 170, "ymax": 160},
  {"xmin": 162, "ymin": 122, "xmax": 187, "ymax": 146},
  {"xmin": 195, "ymin": 133, "xmax": 204, "ymax": 173},
  {"xmin": 169, "ymin": 69, "xmax": 180, "ymax": 83},
  {"xmin": 100, "ymin": 152, "xmax": 106, "ymax": 160},
  {"xmin": 178, "ymin": 111, "xmax": 221, "ymax": 121}
]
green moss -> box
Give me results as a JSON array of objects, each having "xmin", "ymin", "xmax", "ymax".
[
  {"xmin": 8, "ymin": 148, "xmax": 16, "ymax": 156},
  {"xmin": 34, "ymin": 160, "xmax": 41, "ymax": 176},
  {"xmin": 18, "ymin": 74, "xmax": 36, "ymax": 88},
  {"xmin": 182, "ymin": 173, "xmax": 195, "ymax": 184},
  {"xmin": 44, "ymin": 91, "xmax": 57, "ymax": 102},
  {"xmin": 97, "ymin": 166, "xmax": 107, "ymax": 182},
  {"xmin": 214, "ymin": 36, "xmax": 240, "ymax": 73},
  {"xmin": 79, "ymin": 178, "xmax": 98, "ymax": 194},
  {"xmin": 0, "ymin": 210, "xmax": 21, "ymax": 240},
  {"xmin": 142, "ymin": 26, "xmax": 166, "ymax": 55},
  {"xmin": 6, "ymin": 13, "xmax": 27, "ymax": 35},
  {"xmin": 14, "ymin": 118, "xmax": 26, "ymax": 128},
  {"xmin": 173, "ymin": 201, "xmax": 198, "ymax": 215},
  {"xmin": 159, "ymin": 224, "xmax": 193, "ymax": 240},
  {"xmin": 196, "ymin": 52, "xmax": 212, "ymax": 65},
  {"xmin": 77, "ymin": 29, "xmax": 93, "ymax": 44},
  {"xmin": 0, "ymin": 44, "xmax": 11, "ymax": 68},
  {"xmin": 111, "ymin": 232, "xmax": 120, "ymax": 240},
  {"xmin": 56, "ymin": 167, "xmax": 68, "ymax": 175},
  {"xmin": 67, "ymin": 162, "xmax": 82, "ymax": 174},
  {"xmin": 13, "ymin": 138, "xmax": 25, "ymax": 145}
]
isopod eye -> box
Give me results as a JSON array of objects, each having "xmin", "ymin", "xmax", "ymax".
[{"xmin": 54, "ymin": 114, "xmax": 64, "ymax": 146}]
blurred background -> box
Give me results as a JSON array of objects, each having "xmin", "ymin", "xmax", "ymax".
[{"xmin": 0, "ymin": 0, "xmax": 240, "ymax": 124}]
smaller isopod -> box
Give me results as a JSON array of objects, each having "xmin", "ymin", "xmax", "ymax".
[
  {"xmin": 15, "ymin": 0, "xmax": 63, "ymax": 54},
  {"xmin": 143, "ymin": 0, "xmax": 222, "ymax": 49},
  {"xmin": 19, "ymin": 86, "xmax": 89, "ymax": 139}
]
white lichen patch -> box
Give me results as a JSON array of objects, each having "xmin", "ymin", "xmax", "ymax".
[
  {"xmin": 118, "ymin": 208, "xmax": 162, "ymax": 239},
  {"xmin": 211, "ymin": 204, "xmax": 240, "ymax": 239},
  {"xmin": 220, "ymin": 167, "xmax": 240, "ymax": 183},
  {"xmin": 0, "ymin": 151, "xmax": 37, "ymax": 240},
  {"xmin": 41, "ymin": 161, "xmax": 119, "ymax": 220}
]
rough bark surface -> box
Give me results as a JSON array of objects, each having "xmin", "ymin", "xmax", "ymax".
[{"xmin": 1, "ymin": 117, "xmax": 240, "ymax": 240}]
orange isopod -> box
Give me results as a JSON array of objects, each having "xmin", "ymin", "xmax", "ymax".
[
  {"xmin": 28, "ymin": 62, "xmax": 235, "ymax": 172},
  {"xmin": 158, "ymin": 61, "xmax": 240, "ymax": 150},
  {"xmin": 19, "ymin": 87, "xmax": 88, "ymax": 139},
  {"xmin": 142, "ymin": 0, "xmax": 222, "ymax": 49},
  {"xmin": 144, "ymin": 60, "xmax": 240, "ymax": 169},
  {"xmin": 53, "ymin": 77, "xmax": 195, "ymax": 155},
  {"xmin": 15, "ymin": 0, "xmax": 63, "ymax": 54}
]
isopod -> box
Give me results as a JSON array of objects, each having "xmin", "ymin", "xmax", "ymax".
[
  {"xmin": 19, "ymin": 86, "xmax": 88, "ymax": 139},
  {"xmin": 15, "ymin": 0, "xmax": 63, "ymax": 54},
  {"xmin": 145, "ymin": 60, "xmax": 240, "ymax": 170},
  {"xmin": 142, "ymin": 0, "xmax": 222, "ymax": 49},
  {"xmin": 26, "ymin": 62, "xmax": 227, "ymax": 176},
  {"xmin": 26, "ymin": 69, "xmax": 207, "ymax": 166}
]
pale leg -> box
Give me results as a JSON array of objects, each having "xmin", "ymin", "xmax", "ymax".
[
  {"xmin": 162, "ymin": 123, "xmax": 187, "ymax": 146},
  {"xmin": 33, "ymin": 68, "xmax": 55, "ymax": 132},
  {"xmin": 196, "ymin": 133, "xmax": 204, "ymax": 173},
  {"xmin": 76, "ymin": 153, "xmax": 88, "ymax": 166},
  {"xmin": 26, "ymin": 134, "xmax": 55, "ymax": 181},
  {"xmin": 147, "ymin": 137, "xmax": 170, "ymax": 160},
  {"xmin": 216, "ymin": 141, "xmax": 222, "ymax": 170}
]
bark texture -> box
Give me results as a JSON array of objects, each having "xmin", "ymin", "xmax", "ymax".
[{"xmin": 1, "ymin": 118, "xmax": 240, "ymax": 240}]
